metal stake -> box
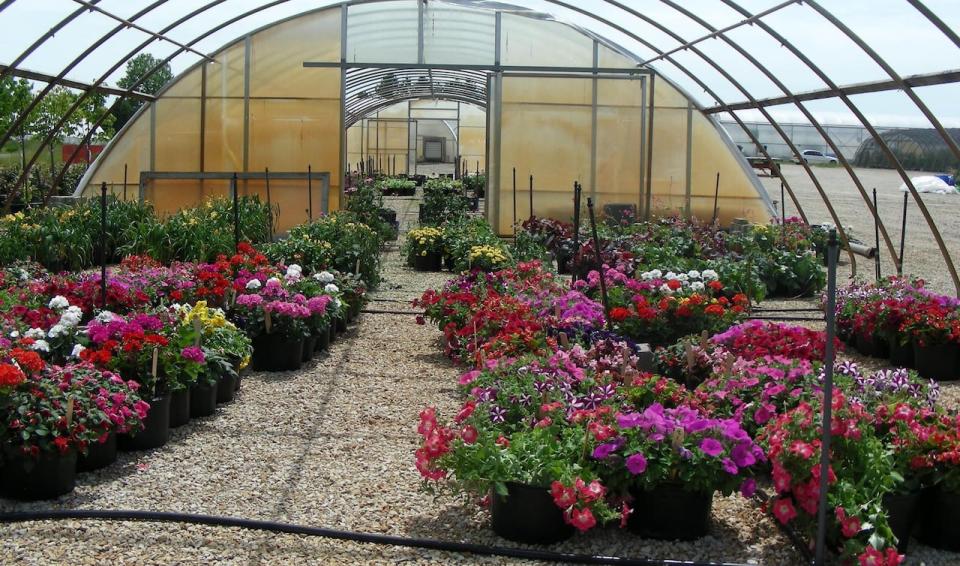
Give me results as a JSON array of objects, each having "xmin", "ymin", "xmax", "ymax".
[
  {"xmin": 100, "ymin": 182, "xmax": 107, "ymax": 310},
  {"xmin": 529, "ymin": 174, "xmax": 534, "ymax": 220},
  {"xmin": 265, "ymin": 167, "xmax": 273, "ymax": 241},
  {"xmin": 586, "ymin": 198, "xmax": 611, "ymax": 331},
  {"xmin": 512, "ymin": 167, "xmax": 517, "ymax": 235},
  {"xmin": 899, "ymin": 192, "xmax": 908, "ymax": 276},
  {"xmin": 814, "ymin": 229, "xmax": 839, "ymax": 566},
  {"xmin": 712, "ymin": 172, "xmax": 720, "ymax": 224},
  {"xmin": 873, "ymin": 188, "xmax": 881, "ymax": 281},
  {"xmin": 232, "ymin": 173, "xmax": 240, "ymax": 252},
  {"xmin": 123, "ymin": 163, "xmax": 128, "ymax": 202},
  {"xmin": 307, "ymin": 165, "xmax": 313, "ymax": 222},
  {"xmin": 572, "ymin": 181, "xmax": 582, "ymax": 283}
]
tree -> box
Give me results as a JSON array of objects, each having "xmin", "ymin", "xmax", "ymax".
[
  {"xmin": 111, "ymin": 53, "xmax": 173, "ymax": 131},
  {"xmin": 0, "ymin": 77, "xmax": 35, "ymax": 168}
]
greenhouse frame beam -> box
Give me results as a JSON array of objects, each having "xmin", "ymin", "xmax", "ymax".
[
  {"xmin": 704, "ymin": 69, "xmax": 960, "ymax": 114},
  {"xmin": 636, "ymin": 0, "xmax": 800, "ymax": 67},
  {"xmin": 69, "ymin": 0, "xmax": 216, "ymax": 63},
  {"xmin": 0, "ymin": 1, "xmax": 95, "ymax": 84},
  {"xmin": 305, "ymin": 61, "xmax": 650, "ymax": 75},
  {"xmin": 0, "ymin": 65, "xmax": 156, "ymax": 101}
]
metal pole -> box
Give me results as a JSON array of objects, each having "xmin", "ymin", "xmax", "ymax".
[
  {"xmin": 529, "ymin": 174, "xmax": 534, "ymax": 221},
  {"xmin": 100, "ymin": 182, "xmax": 107, "ymax": 310},
  {"xmin": 512, "ymin": 167, "xmax": 517, "ymax": 235},
  {"xmin": 711, "ymin": 172, "xmax": 720, "ymax": 224},
  {"xmin": 586, "ymin": 198, "xmax": 611, "ymax": 332},
  {"xmin": 899, "ymin": 192, "xmax": 908, "ymax": 276},
  {"xmin": 123, "ymin": 163, "xmax": 128, "ymax": 202},
  {"xmin": 814, "ymin": 229, "xmax": 839, "ymax": 566},
  {"xmin": 307, "ymin": 165, "xmax": 313, "ymax": 222},
  {"xmin": 873, "ymin": 188, "xmax": 881, "ymax": 281},
  {"xmin": 265, "ymin": 167, "xmax": 273, "ymax": 241},
  {"xmin": 231, "ymin": 173, "xmax": 240, "ymax": 252},
  {"xmin": 573, "ymin": 181, "xmax": 582, "ymax": 283},
  {"xmin": 781, "ymin": 182, "xmax": 786, "ymax": 224}
]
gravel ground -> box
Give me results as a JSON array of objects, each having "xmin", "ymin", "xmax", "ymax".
[{"xmin": 1, "ymin": 190, "xmax": 957, "ymax": 565}]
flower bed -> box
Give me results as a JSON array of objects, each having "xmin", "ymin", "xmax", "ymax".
[{"xmin": 413, "ymin": 257, "xmax": 960, "ymax": 564}]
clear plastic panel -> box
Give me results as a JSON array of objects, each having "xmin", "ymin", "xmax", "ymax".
[
  {"xmin": 164, "ymin": 66, "xmax": 203, "ymax": 98},
  {"xmin": 500, "ymin": 13, "xmax": 593, "ymax": 68},
  {"xmin": 347, "ymin": 1, "xmax": 418, "ymax": 64},
  {"xmin": 203, "ymin": 97, "xmax": 244, "ymax": 172},
  {"xmin": 424, "ymin": 3, "xmax": 495, "ymax": 65},
  {"xmin": 204, "ymin": 42, "xmax": 246, "ymax": 99}
]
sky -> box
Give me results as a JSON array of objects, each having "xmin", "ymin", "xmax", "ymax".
[{"xmin": 0, "ymin": 0, "xmax": 957, "ymax": 128}]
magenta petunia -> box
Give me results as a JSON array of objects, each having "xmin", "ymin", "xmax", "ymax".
[
  {"xmin": 625, "ymin": 452, "xmax": 647, "ymax": 474},
  {"xmin": 699, "ymin": 437, "xmax": 724, "ymax": 457}
]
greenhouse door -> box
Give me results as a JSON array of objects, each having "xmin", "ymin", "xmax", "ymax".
[{"xmin": 486, "ymin": 72, "xmax": 648, "ymax": 236}]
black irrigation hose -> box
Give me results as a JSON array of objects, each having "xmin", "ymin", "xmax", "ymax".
[
  {"xmin": 0, "ymin": 509, "xmax": 757, "ymax": 566},
  {"xmin": 748, "ymin": 316, "xmax": 825, "ymax": 322},
  {"xmin": 361, "ymin": 309, "xmax": 423, "ymax": 315}
]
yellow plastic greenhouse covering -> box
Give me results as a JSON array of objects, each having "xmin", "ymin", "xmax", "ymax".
[{"xmin": 78, "ymin": 1, "xmax": 772, "ymax": 235}]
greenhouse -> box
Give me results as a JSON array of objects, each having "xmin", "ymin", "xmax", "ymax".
[
  {"xmin": 854, "ymin": 127, "xmax": 960, "ymax": 172},
  {"xmin": 1, "ymin": 1, "xmax": 960, "ymax": 565}
]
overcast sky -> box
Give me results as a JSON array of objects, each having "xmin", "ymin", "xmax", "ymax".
[{"xmin": 0, "ymin": 0, "xmax": 957, "ymax": 127}]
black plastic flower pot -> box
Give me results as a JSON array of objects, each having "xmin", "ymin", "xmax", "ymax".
[
  {"xmin": 252, "ymin": 333, "xmax": 305, "ymax": 372},
  {"xmin": 0, "ymin": 446, "xmax": 77, "ymax": 501},
  {"xmin": 315, "ymin": 327, "xmax": 331, "ymax": 352},
  {"xmin": 883, "ymin": 491, "xmax": 921, "ymax": 553},
  {"xmin": 168, "ymin": 388, "xmax": 191, "ymax": 428},
  {"xmin": 216, "ymin": 374, "xmax": 237, "ymax": 404},
  {"xmin": 917, "ymin": 486, "xmax": 960, "ymax": 550},
  {"xmin": 413, "ymin": 251, "xmax": 443, "ymax": 272},
  {"xmin": 443, "ymin": 254, "xmax": 456, "ymax": 271},
  {"xmin": 888, "ymin": 336, "xmax": 914, "ymax": 369},
  {"xmin": 189, "ymin": 382, "xmax": 218, "ymax": 418},
  {"xmin": 77, "ymin": 432, "xmax": 117, "ymax": 473},
  {"xmin": 912, "ymin": 341, "xmax": 958, "ymax": 381},
  {"xmin": 301, "ymin": 336, "xmax": 318, "ymax": 362},
  {"xmin": 855, "ymin": 331, "xmax": 889, "ymax": 359},
  {"xmin": 627, "ymin": 484, "xmax": 713, "ymax": 540},
  {"xmin": 490, "ymin": 482, "xmax": 574, "ymax": 545},
  {"xmin": 350, "ymin": 301, "xmax": 362, "ymax": 319},
  {"xmin": 118, "ymin": 394, "xmax": 171, "ymax": 451},
  {"xmin": 336, "ymin": 316, "xmax": 348, "ymax": 333}
]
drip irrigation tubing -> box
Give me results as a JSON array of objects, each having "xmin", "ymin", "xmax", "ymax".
[
  {"xmin": 360, "ymin": 308, "xmax": 423, "ymax": 315},
  {"xmin": 748, "ymin": 316, "xmax": 825, "ymax": 322},
  {"xmin": 0, "ymin": 509, "xmax": 759, "ymax": 566}
]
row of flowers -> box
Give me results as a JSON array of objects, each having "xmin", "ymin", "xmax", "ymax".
[
  {"xmin": 1, "ymin": 229, "xmax": 377, "ymax": 497},
  {"xmin": 413, "ymin": 261, "xmax": 960, "ymax": 564}
]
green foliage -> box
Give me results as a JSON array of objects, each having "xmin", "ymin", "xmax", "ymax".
[
  {"xmin": 281, "ymin": 211, "xmax": 383, "ymax": 288},
  {"xmin": 442, "ymin": 216, "xmax": 505, "ymax": 271},
  {"xmin": 345, "ymin": 183, "xmax": 396, "ymax": 241},
  {"xmin": 112, "ymin": 53, "xmax": 174, "ymax": 131},
  {"xmin": 421, "ymin": 178, "xmax": 469, "ymax": 225}
]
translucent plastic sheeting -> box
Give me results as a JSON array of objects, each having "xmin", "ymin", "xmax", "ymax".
[
  {"xmin": 424, "ymin": 3, "xmax": 496, "ymax": 66},
  {"xmin": 459, "ymin": 103, "xmax": 487, "ymax": 173}
]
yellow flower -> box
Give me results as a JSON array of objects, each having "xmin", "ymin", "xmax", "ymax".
[{"xmin": 420, "ymin": 250, "xmax": 428, "ymax": 256}]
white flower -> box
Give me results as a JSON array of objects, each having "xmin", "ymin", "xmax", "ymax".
[
  {"xmin": 59, "ymin": 306, "xmax": 82, "ymax": 328},
  {"xmin": 678, "ymin": 274, "xmax": 689, "ymax": 282},
  {"xmin": 25, "ymin": 327, "xmax": 45, "ymax": 339},
  {"xmin": 315, "ymin": 271, "xmax": 335, "ymax": 284},
  {"xmin": 702, "ymin": 269, "xmax": 719, "ymax": 281},
  {"xmin": 324, "ymin": 283, "xmax": 340, "ymax": 294},
  {"xmin": 640, "ymin": 271, "xmax": 652, "ymax": 280},
  {"xmin": 687, "ymin": 270, "xmax": 701, "ymax": 280},
  {"xmin": 332, "ymin": 298, "xmax": 342, "ymax": 310},
  {"xmin": 649, "ymin": 269, "xmax": 662, "ymax": 279},
  {"xmin": 70, "ymin": 344, "xmax": 86, "ymax": 358},
  {"xmin": 9, "ymin": 331, "xmax": 19, "ymax": 338},
  {"xmin": 286, "ymin": 264, "xmax": 302, "ymax": 277},
  {"xmin": 659, "ymin": 284, "xmax": 674, "ymax": 295},
  {"xmin": 690, "ymin": 281, "xmax": 705, "ymax": 291},
  {"xmin": 30, "ymin": 339, "xmax": 50, "ymax": 353},
  {"xmin": 47, "ymin": 324, "xmax": 66, "ymax": 338},
  {"xmin": 245, "ymin": 279, "xmax": 262, "ymax": 290},
  {"xmin": 48, "ymin": 296, "xmax": 70, "ymax": 310},
  {"xmin": 96, "ymin": 311, "xmax": 117, "ymax": 323},
  {"xmin": 17, "ymin": 269, "xmax": 28, "ymax": 281},
  {"xmin": 665, "ymin": 272, "xmax": 678, "ymax": 281}
]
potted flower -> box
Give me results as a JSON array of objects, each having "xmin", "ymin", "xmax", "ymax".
[
  {"xmin": 467, "ymin": 244, "xmax": 511, "ymax": 272},
  {"xmin": 406, "ymin": 227, "xmax": 444, "ymax": 271},
  {"xmin": 598, "ymin": 402, "xmax": 764, "ymax": 540},
  {"xmin": 232, "ymin": 279, "xmax": 311, "ymax": 372},
  {"xmin": 900, "ymin": 296, "xmax": 960, "ymax": 381}
]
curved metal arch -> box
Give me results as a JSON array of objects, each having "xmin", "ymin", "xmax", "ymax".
[
  {"xmin": 344, "ymin": 67, "xmax": 488, "ymax": 125},
  {"xmin": 347, "ymin": 95, "xmax": 486, "ymax": 130},
  {"xmin": 706, "ymin": 0, "xmax": 960, "ymax": 293}
]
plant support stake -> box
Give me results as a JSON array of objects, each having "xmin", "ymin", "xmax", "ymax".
[
  {"xmin": 899, "ymin": 192, "xmax": 908, "ymax": 276},
  {"xmin": 265, "ymin": 167, "xmax": 273, "ymax": 242},
  {"xmin": 123, "ymin": 163, "xmax": 128, "ymax": 202},
  {"xmin": 231, "ymin": 173, "xmax": 240, "ymax": 252},
  {"xmin": 873, "ymin": 188, "xmax": 881, "ymax": 282},
  {"xmin": 307, "ymin": 165, "xmax": 313, "ymax": 222},
  {"xmin": 99, "ymin": 182, "xmax": 107, "ymax": 310},
  {"xmin": 512, "ymin": 167, "xmax": 517, "ymax": 235},
  {"xmin": 814, "ymin": 229, "xmax": 839, "ymax": 566},
  {"xmin": 586, "ymin": 198, "xmax": 611, "ymax": 331},
  {"xmin": 712, "ymin": 172, "xmax": 720, "ymax": 224},
  {"xmin": 572, "ymin": 181, "xmax": 582, "ymax": 283},
  {"xmin": 529, "ymin": 174, "xmax": 534, "ymax": 221}
]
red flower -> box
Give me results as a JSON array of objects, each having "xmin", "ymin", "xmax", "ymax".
[
  {"xmin": 704, "ymin": 304, "xmax": 726, "ymax": 316},
  {"xmin": 9, "ymin": 349, "xmax": 44, "ymax": 374},
  {"xmin": 666, "ymin": 279, "xmax": 682, "ymax": 290},
  {"xmin": 460, "ymin": 425, "xmax": 478, "ymax": 445},
  {"xmin": 577, "ymin": 479, "xmax": 605, "ymax": 502},
  {"xmin": 53, "ymin": 436, "xmax": 70, "ymax": 454},
  {"xmin": 708, "ymin": 280, "xmax": 724, "ymax": 291},
  {"xmin": 550, "ymin": 481, "xmax": 577, "ymax": 508},
  {"xmin": 0, "ymin": 363, "xmax": 26, "ymax": 388},
  {"xmin": 568, "ymin": 507, "xmax": 597, "ymax": 532},
  {"xmin": 772, "ymin": 497, "xmax": 797, "ymax": 524},
  {"xmin": 609, "ymin": 307, "xmax": 631, "ymax": 322},
  {"xmin": 789, "ymin": 440, "xmax": 815, "ymax": 459}
]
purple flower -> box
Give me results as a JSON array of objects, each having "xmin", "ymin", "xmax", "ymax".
[
  {"xmin": 181, "ymin": 346, "xmax": 205, "ymax": 364},
  {"xmin": 721, "ymin": 457, "xmax": 739, "ymax": 475},
  {"xmin": 489, "ymin": 405, "xmax": 506, "ymax": 424},
  {"xmin": 592, "ymin": 437, "xmax": 625, "ymax": 460},
  {"xmin": 731, "ymin": 442, "xmax": 756, "ymax": 468},
  {"xmin": 625, "ymin": 452, "xmax": 647, "ymax": 474},
  {"xmin": 740, "ymin": 478, "xmax": 757, "ymax": 498},
  {"xmin": 699, "ymin": 437, "xmax": 724, "ymax": 457}
]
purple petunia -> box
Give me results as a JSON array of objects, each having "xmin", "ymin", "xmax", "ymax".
[
  {"xmin": 699, "ymin": 437, "xmax": 724, "ymax": 457},
  {"xmin": 625, "ymin": 452, "xmax": 648, "ymax": 474}
]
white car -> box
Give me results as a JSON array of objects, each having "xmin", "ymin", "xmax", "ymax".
[{"xmin": 793, "ymin": 149, "xmax": 838, "ymax": 165}]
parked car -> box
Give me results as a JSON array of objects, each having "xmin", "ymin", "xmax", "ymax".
[{"xmin": 793, "ymin": 149, "xmax": 838, "ymax": 165}]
